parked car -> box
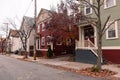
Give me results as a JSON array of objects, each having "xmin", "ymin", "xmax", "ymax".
[{"xmin": 13, "ymin": 50, "xmax": 19, "ymax": 54}]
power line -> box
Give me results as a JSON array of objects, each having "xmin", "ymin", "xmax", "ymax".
[{"xmin": 23, "ymin": 0, "xmax": 33, "ymax": 16}]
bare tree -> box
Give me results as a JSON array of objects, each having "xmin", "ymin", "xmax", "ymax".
[
  {"xmin": 0, "ymin": 23, "xmax": 10, "ymax": 54},
  {"xmin": 7, "ymin": 17, "xmax": 34, "ymax": 59}
]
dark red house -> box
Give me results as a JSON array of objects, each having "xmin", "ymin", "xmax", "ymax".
[
  {"xmin": 36, "ymin": 8, "xmax": 76, "ymax": 57},
  {"xmin": 0, "ymin": 38, "xmax": 6, "ymax": 54}
]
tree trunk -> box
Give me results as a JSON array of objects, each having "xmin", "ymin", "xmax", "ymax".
[
  {"xmin": 33, "ymin": 34, "xmax": 36, "ymax": 60},
  {"xmin": 96, "ymin": 22, "xmax": 102, "ymax": 71},
  {"xmin": 23, "ymin": 39, "xmax": 28, "ymax": 59},
  {"xmin": 97, "ymin": 34, "xmax": 102, "ymax": 70},
  {"xmin": 24, "ymin": 50, "xmax": 28, "ymax": 58}
]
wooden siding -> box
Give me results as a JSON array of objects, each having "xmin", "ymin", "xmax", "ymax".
[{"xmin": 103, "ymin": 49, "xmax": 120, "ymax": 64}]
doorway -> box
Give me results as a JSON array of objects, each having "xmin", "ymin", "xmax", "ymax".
[{"xmin": 84, "ymin": 25, "xmax": 94, "ymax": 44}]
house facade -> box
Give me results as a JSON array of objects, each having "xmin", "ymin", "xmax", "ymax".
[
  {"xmin": 8, "ymin": 29, "xmax": 20, "ymax": 53},
  {"xmin": 0, "ymin": 38, "xmax": 6, "ymax": 54},
  {"xmin": 36, "ymin": 8, "xmax": 75, "ymax": 57},
  {"xmin": 36, "ymin": 8, "xmax": 52, "ymax": 57},
  {"xmin": 20, "ymin": 16, "xmax": 35, "ymax": 56},
  {"xmin": 76, "ymin": 0, "xmax": 120, "ymax": 64}
]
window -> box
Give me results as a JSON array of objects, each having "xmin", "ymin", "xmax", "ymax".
[
  {"xmin": 37, "ymin": 24, "xmax": 40, "ymax": 33},
  {"xmin": 41, "ymin": 37, "xmax": 45, "ymax": 46},
  {"xmin": 47, "ymin": 36, "xmax": 52, "ymax": 45},
  {"xmin": 36, "ymin": 38, "xmax": 40, "ymax": 50},
  {"xmin": 84, "ymin": 0, "xmax": 92, "ymax": 15},
  {"xmin": 42, "ymin": 22, "xmax": 45, "ymax": 31},
  {"xmin": 106, "ymin": 21, "xmax": 118, "ymax": 39},
  {"xmin": 104, "ymin": 0, "xmax": 116, "ymax": 8}
]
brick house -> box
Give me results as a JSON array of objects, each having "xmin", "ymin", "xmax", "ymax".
[
  {"xmin": 36, "ymin": 8, "xmax": 76, "ymax": 57},
  {"xmin": 0, "ymin": 38, "xmax": 6, "ymax": 54}
]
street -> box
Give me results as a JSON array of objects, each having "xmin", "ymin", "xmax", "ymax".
[{"xmin": 0, "ymin": 55, "xmax": 106, "ymax": 80}]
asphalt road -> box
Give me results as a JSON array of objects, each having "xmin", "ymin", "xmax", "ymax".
[{"xmin": 0, "ymin": 55, "xmax": 107, "ymax": 80}]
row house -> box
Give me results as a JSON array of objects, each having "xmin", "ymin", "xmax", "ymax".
[
  {"xmin": 76, "ymin": 0, "xmax": 120, "ymax": 64},
  {"xmin": 36, "ymin": 8, "xmax": 75, "ymax": 57},
  {"xmin": 36, "ymin": 8, "xmax": 51, "ymax": 57}
]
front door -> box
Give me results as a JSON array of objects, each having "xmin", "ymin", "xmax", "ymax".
[{"xmin": 84, "ymin": 26, "xmax": 94, "ymax": 44}]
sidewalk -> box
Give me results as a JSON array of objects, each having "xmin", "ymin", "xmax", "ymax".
[{"xmin": 9, "ymin": 54, "xmax": 120, "ymax": 79}]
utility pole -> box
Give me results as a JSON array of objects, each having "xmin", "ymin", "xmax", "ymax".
[
  {"xmin": 33, "ymin": 0, "xmax": 37, "ymax": 60},
  {"xmin": 3, "ymin": 23, "xmax": 9, "ymax": 54}
]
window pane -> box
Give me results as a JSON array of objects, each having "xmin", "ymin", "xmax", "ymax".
[
  {"xmin": 37, "ymin": 39, "xmax": 40, "ymax": 49},
  {"xmin": 42, "ymin": 22, "xmax": 45, "ymax": 31},
  {"xmin": 41, "ymin": 37, "xmax": 45, "ymax": 46},
  {"xmin": 37, "ymin": 25, "xmax": 40, "ymax": 32},
  {"xmin": 85, "ymin": 0, "xmax": 91, "ymax": 14},
  {"xmin": 86, "ymin": 8, "xmax": 90, "ymax": 14},
  {"xmin": 108, "ymin": 30, "xmax": 116, "ymax": 38}
]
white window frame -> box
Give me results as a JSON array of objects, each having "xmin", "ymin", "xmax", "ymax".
[
  {"xmin": 104, "ymin": 0, "xmax": 116, "ymax": 9},
  {"xmin": 41, "ymin": 37, "xmax": 45, "ymax": 46},
  {"xmin": 37, "ymin": 24, "xmax": 40, "ymax": 33},
  {"xmin": 36, "ymin": 38, "xmax": 40, "ymax": 50},
  {"xmin": 106, "ymin": 21, "xmax": 118, "ymax": 39},
  {"xmin": 84, "ymin": 0, "xmax": 92, "ymax": 15},
  {"xmin": 47, "ymin": 36, "xmax": 52, "ymax": 45},
  {"xmin": 42, "ymin": 22, "xmax": 45, "ymax": 31}
]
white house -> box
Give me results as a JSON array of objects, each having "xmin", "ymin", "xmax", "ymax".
[
  {"xmin": 8, "ymin": 29, "xmax": 20, "ymax": 53},
  {"xmin": 20, "ymin": 16, "xmax": 35, "ymax": 56}
]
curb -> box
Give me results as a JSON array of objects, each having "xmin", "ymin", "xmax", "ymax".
[{"xmin": 8, "ymin": 55, "xmax": 120, "ymax": 80}]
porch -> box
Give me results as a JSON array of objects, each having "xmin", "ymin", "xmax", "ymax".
[{"xmin": 75, "ymin": 25, "xmax": 101, "ymax": 64}]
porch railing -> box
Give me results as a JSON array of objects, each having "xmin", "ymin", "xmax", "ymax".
[{"xmin": 85, "ymin": 39, "xmax": 98, "ymax": 57}]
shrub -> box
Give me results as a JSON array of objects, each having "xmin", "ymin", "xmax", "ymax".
[
  {"xmin": 91, "ymin": 65, "xmax": 99, "ymax": 72},
  {"xmin": 47, "ymin": 46, "xmax": 53, "ymax": 58}
]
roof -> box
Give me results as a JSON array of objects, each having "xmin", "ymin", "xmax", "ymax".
[
  {"xmin": 36, "ymin": 8, "xmax": 54, "ymax": 22},
  {"xmin": 9, "ymin": 29, "xmax": 19, "ymax": 37},
  {"xmin": 23, "ymin": 16, "xmax": 35, "ymax": 27},
  {"xmin": 20, "ymin": 16, "xmax": 35, "ymax": 30}
]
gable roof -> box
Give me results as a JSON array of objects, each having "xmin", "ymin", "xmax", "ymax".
[
  {"xmin": 36, "ymin": 8, "xmax": 54, "ymax": 22},
  {"xmin": 20, "ymin": 16, "xmax": 35, "ymax": 29},
  {"xmin": 9, "ymin": 29, "xmax": 19, "ymax": 37}
]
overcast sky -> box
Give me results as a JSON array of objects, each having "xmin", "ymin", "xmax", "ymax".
[{"xmin": 0, "ymin": 0, "xmax": 60, "ymax": 36}]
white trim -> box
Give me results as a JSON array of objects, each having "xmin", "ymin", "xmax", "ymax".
[
  {"xmin": 40, "ymin": 49, "xmax": 48, "ymax": 51},
  {"xmin": 37, "ymin": 24, "xmax": 40, "ymax": 33},
  {"xmin": 104, "ymin": 0, "xmax": 116, "ymax": 9},
  {"xmin": 106, "ymin": 21, "xmax": 118, "ymax": 39},
  {"xmin": 91, "ymin": 24, "xmax": 97, "ymax": 47},
  {"xmin": 42, "ymin": 22, "xmax": 45, "ymax": 31},
  {"xmin": 41, "ymin": 37, "xmax": 45, "ymax": 46},
  {"xmin": 76, "ymin": 46, "xmax": 120, "ymax": 50},
  {"xmin": 36, "ymin": 38, "xmax": 40, "ymax": 50},
  {"xmin": 76, "ymin": 47, "xmax": 90, "ymax": 50},
  {"xmin": 102, "ymin": 46, "xmax": 120, "ymax": 49},
  {"xmin": 84, "ymin": 0, "xmax": 92, "ymax": 15}
]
